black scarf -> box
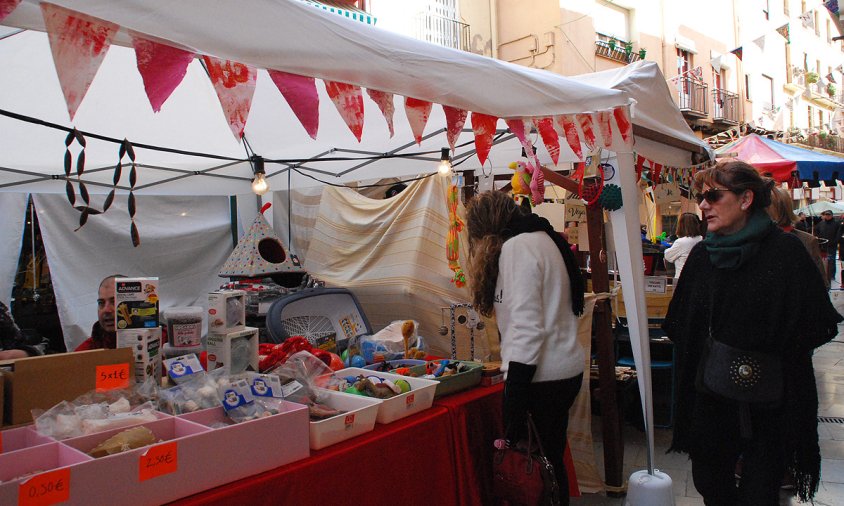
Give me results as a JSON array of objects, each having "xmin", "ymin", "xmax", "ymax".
[{"xmin": 504, "ymin": 211, "xmax": 585, "ymax": 316}]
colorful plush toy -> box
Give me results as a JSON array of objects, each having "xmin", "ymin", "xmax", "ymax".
[{"xmin": 507, "ymin": 161, "xmax": 532, "ymax": 197}]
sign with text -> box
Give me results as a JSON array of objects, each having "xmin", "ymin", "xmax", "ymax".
[
  {"xmin": 653, "ymin": 182, "xmax": 680, "ymax": 205},
  {"xmin": 644, "ymin": 276, "xmax": 668, "ymax": 294},
  {"xmin": 139, "ymin": 441, "xmax": 178, "ymax": 482},
  {"xmin": 18, "ymin": 468, "xmax": 70, "ymax": 506},
  {"xmin": 95, "ymin": 363, "xmax": 130, "ymax": 391},
  {"xmin": 564, "ymin": 199, "xmax": 586, "ymax": 223}
]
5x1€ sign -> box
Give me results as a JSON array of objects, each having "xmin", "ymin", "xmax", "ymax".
[{"xmin": 96, "ymin": 363, "xmax": 130, "ymax": 391}]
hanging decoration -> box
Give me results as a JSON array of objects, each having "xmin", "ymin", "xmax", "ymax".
[
  {"xmin": 556, "ymin": 115, "xmax": 584, "ymax": 161},
  {"xmin": 366, "ymin": 89, "xmax": 395, "ymax": 138},
  {"xmin": 202, "ymin": 56, "xmax": 257, "ymax": 140},
  {"xmin": 507, "ymin": 160, "xmax": 532, "ymax": 197},
  {"xmin": 613, "ymin": 107, "xmax": 633, "ymax": 145},
  {"xmin": 445, "ymin": 183, "xmax": 465, "ymax": 288},
  {"xmin": 131, "ymin": 34, "xmax": 195, "ymax": 113},
  {"xmin": 576, "ymin": 113, "xmax": 597, "ymax": 150},
  {"xmin": 776, "ymin": 23, "xmax": 790, "ymax": 44},
  {"xmin": 470, "ymin": 112, "xmax": 498, "ymax": 166},
  {"xmin": 0, "ymin": 0, "xmax": 20, "ymax": 23},
  {"xmin": 324, "ymin": 80, "xmax": 364, "ymax": 142},
  {"xmin": 404, "ymin": 97, "xmax": 433, "ymax": 145},
  {"xmin": 534, "ymin": 117, "xmax": 561, "ymax": 165},
  {"xmin": 442, "ymin": 105, "xmax": 467, "ymax": 153},
  {"xmin": 596, "ymin": 110, "xmax": 614, "ymax": 149},
  {"xmin": 504, "ymin": 119, "xmax": 544, "ymax": 205},
  {"xmin": 269, "ymin": 70, "xmax": 320, "ymax": 139},
  {"xmin": 41, "ymin": 3, "xmax": 119, "ymax": 120},
  {"xmin": 598, "ymin": 183, "xmax": 623, "ymax": 211},
  {"xmin": 730, "ymin": 47, "xmax": 743, "ymax": 61}
]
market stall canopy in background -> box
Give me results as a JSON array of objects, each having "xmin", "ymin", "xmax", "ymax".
[{"xmin": 715, "ymin": 133, "xmax": 844, "ymax": 182}]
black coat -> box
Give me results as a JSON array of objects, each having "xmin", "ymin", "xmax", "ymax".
[
  {"xmin": 814, "ymin": 218, "xmax": 841, "ymax": 254},
  {"xmin": 663, "ymin": 227, "xmax": 841, "ymax": 499}
]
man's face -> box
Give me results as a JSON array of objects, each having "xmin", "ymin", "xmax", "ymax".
[
  {"xmin": 823, "ymin": 212, "xmax": 833, "ymax": 221},
  {"xmin": 97, "ymin": 281, "xmax": 116, "ymax": 333}
]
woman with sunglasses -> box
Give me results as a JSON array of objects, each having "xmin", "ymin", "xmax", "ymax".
[
  {"xmin": 664, "ymin": 213, "xmax": 704, "ymax": 283},
  {"xmin": 466, "ymin": 191, "xmax": 585, "ymax": 504},
  {"xmin": 663, "ymin": 160, "xmax": 841, "ymax": 505}
]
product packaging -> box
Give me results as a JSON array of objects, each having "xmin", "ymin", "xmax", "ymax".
[
  {"xmin": 116, "ymin": 328, "xmax": 162, "ymax": 384},
  {"xmin": 115, "ymin": 277, "xmax": 160, "ymax": 330},
  {"xmin": 164, "ymin": 353, "xmax": 204, "ymax": 384},
  {"xmin": 162, "ymin": 306, "xmax": 204, "ymax": 347},
  {"xmin": 207, "ymin": 290, "xmax": 246, "ymax": 333},
  {"xmin": 206, "ymin": 327, "xmax": 259, "ymax": 374}
]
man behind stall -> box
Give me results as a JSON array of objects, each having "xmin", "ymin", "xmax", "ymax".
[{"xmin": 75, "ymin": 274, "xmax": 124, "ymax": 351}]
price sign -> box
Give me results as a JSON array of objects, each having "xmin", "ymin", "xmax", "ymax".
[
  {"xmin": 95, "ymin": 363, "xmax": 130, "ymax": 391},
  {"xmin": 564, "ymin": 199, "xmax": 586, "ymax": 222},
  {"xmin": 18, "ymin": 468, "xmax": 70, "ymax": 506},
  {"xmin": 139, "ymin": 441, "xmax": 178, "ymax": 482}
]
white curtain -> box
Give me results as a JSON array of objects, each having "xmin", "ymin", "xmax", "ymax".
[
  {"xmin": 34, "ymin": 194, "xmax": 233, "ymax": 350},
  {"xmin": 273, "ymin": 186, "xmax": 325, "ymax": 264},
  {"xmin": 0, "ymin": 193, "xmax": 28, "ymax": 306}
]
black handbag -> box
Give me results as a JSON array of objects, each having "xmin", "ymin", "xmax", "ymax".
[{"xmin": 492, "ymin": 413, "xmax": 561, "ymax": 506}]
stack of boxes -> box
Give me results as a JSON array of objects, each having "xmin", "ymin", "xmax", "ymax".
[
  {"xmin": 206, "ymin": 290, "xmax": 259, "ymax": 374},
  {"xmin": 114, "ymin": 277, "xmax": 162, "ymax": 383}
]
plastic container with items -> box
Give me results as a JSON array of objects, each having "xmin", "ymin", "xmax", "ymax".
[
  {"xmin": 162, "ymin": 307, "xmax": 204, "ymax": 348},
  {"xmin": 399, "ymin": 360, "xmax": 483, "ymax": 398}
]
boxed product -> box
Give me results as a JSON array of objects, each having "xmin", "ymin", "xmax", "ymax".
[
  {"xmin": 116, "ymin": 328, "xmax": 162, "ymax": 384},
  {"xmin": 163, "ymin": 354, "xmax": 204, "ymax": 384},
  {"xmin": 161, "ymin": 306, "xmax": 203, "ymax": 347},
  {"xmin": 207, "ymin": 290, "xmax": 246, "ymax": 334},
  {"xmin": 206, "ymin": 327, "xmax": 259, "ymax": 375},
  {"xmin": 115, "ymin": 277, "xmax": 160, "ymax": 330}
]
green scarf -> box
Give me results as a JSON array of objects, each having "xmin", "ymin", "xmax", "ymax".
[{"xmin": 703, "ymin": 209, "xmax": 777, "ymax": 269}]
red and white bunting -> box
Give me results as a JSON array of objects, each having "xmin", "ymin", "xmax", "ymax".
[
  {"xmin": 366, "ymin": 89, "xmax": 395, "ymax": 138},
  {"xmin": 325, "ymin": 81, "xmax": 364, "ymax": 142},
  {"xmin": 596, "ymin": 110, "xmax": 613, "ymax": 149},
  {"xmin": 0, "ymin": 0, "xmax": 20, "ymax": 23},
  {"xmin": 650, "ymin": 162, "xmax": 663, "ymax": 183},
  {"xmin": 555, "ymin": 115, "xmax": 584, "ymax": 161},
  {"xmin": 130, "ymin": 33, "xmax": 195, "ymax": 113},
  {"xmin": 41, "ymin": 3, "xmax": 119, "ymax": 120},
  {"xmin": 613, "ymin": 107, "xmax": 633, "ymax": 145},
  {"xmin": 504, "ymin": 118, "xmax": 534, "ymax": 163},
  {"xmin": 442, "ymin": 105, "xmax": 467, "ymax": 153},
  {"xmin": 533, "ymin": 117, "xmax": 560, "ymax": 165},
  {"xmin": 202, "ymin": 56, "xmax": 257, "ymax": 140},
  {"xmin": 504, "ymin": 119, "xmax": 545, "ymax": 205},
  {"xmin": 404, "ymin": 97, "xmax": 433, "ymax": 145},
  {"xmin": 576, "ymin": 113, "xmax": 597, "ymax": 150},
  {"xmin": 471, "ymin": 112, "xmax": 498, "ymax": 166},
  {"xmin": 269, "ymin": 70, "xmax": 319, "ymax": 139},
  {"xmin": 635, "ymin": 154, "xmax": 646, "ymax": 181}
]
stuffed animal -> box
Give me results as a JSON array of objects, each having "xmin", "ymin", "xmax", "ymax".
[{"xmin": 507, "ymin": 161, "xmax": 532, "ymax": 196}]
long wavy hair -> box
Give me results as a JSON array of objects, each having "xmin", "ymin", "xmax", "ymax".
[{"xmin": 465, "ymin": 191, "xmax": 522, "ymax": 317}]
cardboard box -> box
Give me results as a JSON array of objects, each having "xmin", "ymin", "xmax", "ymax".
[
  {"xmin": 115, "ymin": 277, "xmax": 160, "ymax": 330},
  {"xmin": 206, "ymin": 327, "xmax": 259, "ymax": 374},
  {"xmin": 1, "ymin": 349, "xmax": 134, "ymax": 426},
  {"xmin": 117, "ymin": 328, "xmax": 162, "ymax": 384},
  {"xmin": 207, "ymin": 290, "xmax": 246, "ymax": 334}
]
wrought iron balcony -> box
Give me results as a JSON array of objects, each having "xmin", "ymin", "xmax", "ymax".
[
  {"xmin": 416, "ymin": 12, "xmax": 470, "ymax": 51},
  {"xmin": 594, "ymin": 40, "xmax": 642, "ymax": 64},
  {"xmin": 712, "ymin": 89, "xmax": 739, "ymax": 124},
  {"xmin": 675, "ymin": 77, "xmax": 708, "ymax": 117}
]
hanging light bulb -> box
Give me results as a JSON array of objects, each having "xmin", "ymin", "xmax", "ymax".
[
  {"xmin": 250, "ymin": 155, "xmax": 269, "ymax": 195},
  {"xmin": 437, "ymin": 147, "xmax": 452, "ymax": 176}
]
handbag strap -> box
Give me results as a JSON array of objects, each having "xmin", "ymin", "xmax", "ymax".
[{"xmin": 525, "ymin": 412, "xmax": 549, "ymax": 460}]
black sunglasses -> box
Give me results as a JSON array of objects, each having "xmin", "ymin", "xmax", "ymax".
[{"xmin": 694, "ymin": 188, "xmax": 733, "ymax": 205}]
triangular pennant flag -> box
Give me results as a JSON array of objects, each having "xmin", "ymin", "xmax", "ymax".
[
  {"xmin": 753, "ymin": 34, "xmax": 766, "ymax": 51},
  {"xmin": 504, "ymin": 118, "xmax": 534, "ymax": 160},
  {"xmin": 555, "ymin": 115, "xmax": 583, "ymax": 161},
  {"xmin": 651, "ymin": 162, "xmax": 663, "ymax": 183},
  {"xmin": 470, "ymin": 112, "xmax": 498, "ymax": 166},
  {"xmin": 576, "ymin": 113, "xmax": 597, "ymax": 150},
  {"xmin": 269, "ymin": 70, "xmax": 319, "ymax": 139},
  {"xmin": 219, "ymin": 204, "xmax": 304, "ymax": 278},
  {"xmin": 534, "ymin": 117, "xmax": 560, "ymax": 165},
  {"xmin": 202, "ymin": 56, "xmax": 257, "ymax": 140},
  {"xmin": 41, "ymin": 3, "xmax": 119, "ymax": 120},
  {"xmin": 0, "ymin": 0, "xmax": 21, "ymax": 23},
  {"xmin": 325, "ymin": 81, "xmax": 364, "ymax": 142},
  {"xmin": 130, "ymin": 33, "xmax": 195, "ymax": 113},
  {"xmin": 635, "ymin": 154, "xmax": 645, "ymax": 181},
  {"xmin": 366, "ymin": 89, "xmax": 395, "ymax": 138},
  {"xmin": 404, "ymin": 97, "xmax": 433, "ymax": 145},
  {"xmin": 596, "ymin": 110, "xmax": 614, "ymax": 149},
  {"xmin": 730, "ymin": 47, "xmax": 743, "ymax": 61},
  {"xmin": 711, "ymin": 55, "xmax": 722, "ymax": 74},
  {"xmin": 828, "ymin": 73, "xmax": 837, "ymax": 84},
  {"xmin": 776, "ymin": 23, "xmax": 790, "ymax": 44},
  {"xmin": 613, "ymin": 107, "xmax": 633, "ymax": 145},
  {"xmin": 442, "ymin": 105, "xmax": 468, "ymax": 153}
]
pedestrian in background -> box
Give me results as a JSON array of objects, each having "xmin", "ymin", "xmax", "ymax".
[{"xmin": 814, "ymin": 210, "xmax": 840, "ymax": 285}]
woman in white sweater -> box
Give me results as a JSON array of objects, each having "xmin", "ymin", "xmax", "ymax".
[
  {"xmin": 664, "ymin": 212, "xmax": 703, "ymax": 282},
  {"xmin": 466, "ymin": 191, "xmax": 585, "ymax": 504}
]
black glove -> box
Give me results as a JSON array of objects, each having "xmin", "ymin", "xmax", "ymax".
[{"xmin": 502, "ymin": 361, "xmax": 537, "ymax": 443}]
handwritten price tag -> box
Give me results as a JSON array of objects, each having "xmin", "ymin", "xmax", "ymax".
[
  {"xmin": 18, "ymin": 468, "xmax": 70, "ymax": 506},
  {"xmin": 96, "ymin": 363, "xmax": 130, "ymax": 391},
  {"xmin": 139, "ymin": 441, "xmax": 178, "ymax": 482}
]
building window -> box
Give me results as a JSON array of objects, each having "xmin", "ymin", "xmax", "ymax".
[
  {"xmin": 762, "ymin": 74, "xmax": 775, "ymax": 110},
  {"xmin": 815, "ymin": 10, "xmax": 820, "ymax": 36},
  {"xmin": 415, "ymin": 0, "xmax": 468, "ymax": 51},
  {"xmin": 594, "ymin": 2, "xmax": 630, "ymax": 43},
  {"xmin": 745, "ymin": 74, "xmax": 751, "ymax": 100},
  {"xmin": 763, "ymin": 0, "xmax": 770, "ymax": 20},
  {"xmin": 827, "ymin": 20, "xmax": 832, "ymax": 43}
]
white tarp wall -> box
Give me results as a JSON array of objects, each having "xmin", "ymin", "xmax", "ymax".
[{"xmin": 0, "ymin": 193, "xmax": 28, "ymax": 307}]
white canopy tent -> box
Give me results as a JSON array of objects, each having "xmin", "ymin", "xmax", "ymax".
[{"xmin": 0, "ymin": 0, "xmax": 712, "ymax": 482}]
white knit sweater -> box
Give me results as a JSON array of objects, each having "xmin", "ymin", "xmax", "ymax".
[{"xmin": 494, "ymin": 232, "xmax": 584, "ymax": 383}]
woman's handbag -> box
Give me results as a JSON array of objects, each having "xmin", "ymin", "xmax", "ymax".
[
  {"xmin": 492, "ymin": 412, "xmax": 561, "ymax": 506},
  {"xmin": 696, "ymin": 335, "xmax": 783, "ymax": 406}
]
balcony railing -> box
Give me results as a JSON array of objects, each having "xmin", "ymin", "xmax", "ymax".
[
  {"xmin": 712, "ymin": 89, "xmax": 740, "ymax": 124},
  {"xmin": 416, "ymin": 12, "xmax": 470, "ymax": 51},
  {"xmin": 800, "ymin": 134, "xmax": 844, "ymax": 154},
  {"xmin": 675, "ymin": 77, "xmax": 708, "ymax": 116},
  {"xmin": 594, "ymin": 40, "xmax": 642, "ymax": 64}
]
